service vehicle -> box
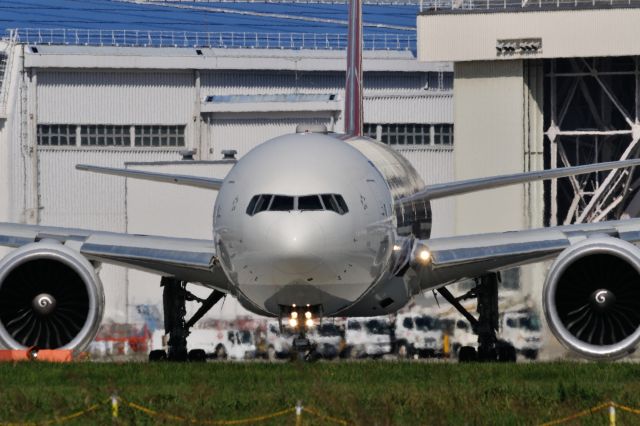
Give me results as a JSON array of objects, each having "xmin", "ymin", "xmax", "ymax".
[
  {"xmin": 499, "ymin": 311, "xmax": 543, "ymax": 360},
  {"xmin": 344, "ymin": 317, "xmax": 392, "ymax": 358},
  {"xmin": 394, "ymin": 313, "xmax": 443, "ymax": 358}
]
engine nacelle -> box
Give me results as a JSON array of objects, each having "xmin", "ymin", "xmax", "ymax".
[
  {"xmin": 0, "ymin": 241, "xmax": 104, "ymax": 351},
  {"xmin": 543, "ymin": 237, "xmax": 640, "ymax": 360}
]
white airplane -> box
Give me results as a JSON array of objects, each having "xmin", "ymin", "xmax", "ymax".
[{"xmin": 1, "ymin": 1, "xmax": 640, "ymax": 362}]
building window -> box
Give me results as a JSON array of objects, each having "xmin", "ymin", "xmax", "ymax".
[
  {"xmin": 425, "ymin": 71, "xmax": 453, "ymax": 91},
  {"xmin": 37, "ymin": 125, "xmax": 77, "ymax": 146},
  {"xmin": 0, "ymin": 53, "xmax": 6, "ymax": 93},
  {"xmin": 135, "ymin": 125, "xmax": 185, "ymax": 147},
  {"xmin": 434, "ymin": 124, "xmax": 454, "ymax": 145},
  {"xmin": 80, "ymin": 125, "xmax": 130, "ymax": 146},
  {"xmin": 364, "ymin": 123, "xmax": 453, "ymax": 146}
]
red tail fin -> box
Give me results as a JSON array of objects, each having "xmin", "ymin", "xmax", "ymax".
[{"xmin": 344, "ymin": 0, "xmax": 363, "ymax": 137}]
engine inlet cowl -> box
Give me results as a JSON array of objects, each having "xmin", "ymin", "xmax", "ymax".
[
  {"xmin": 543, "ymin": 237, "xmax": 640, "ymax": 360},
  {"xmin": 0, "ymin": 241, "xmax": 104, "ymax": 351}
]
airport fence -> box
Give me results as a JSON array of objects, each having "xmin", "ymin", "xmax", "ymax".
[
  {"xmin": 3, "ymin": 396, "xmax": 640, "ymax": 424},
  {"xmin": 0, "ymin": 394, "xmax": 349, "ymax": 425}
]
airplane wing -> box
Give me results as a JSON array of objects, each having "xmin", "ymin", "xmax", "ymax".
[
  {"xmin": 0, "ymin": 222, "xmax": 232, "ymax": 292},
  {"xmin": 410, "ymin": 218, "xmax": 640, "ymax": 289},
  {"xmin": 400, "ymin": 158, "xmax": 640, "ymax": 203},
  {"xmin": 76, "ymin": 164, "xmax": 225, "ymax": 190}
]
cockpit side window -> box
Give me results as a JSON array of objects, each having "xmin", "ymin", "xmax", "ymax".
[
  {"xmin": 334, "ymin": 194, "xmax": 349, "ymax": 214},
  {"xmin": 298, "ymin": 195, "xmax": 323, "ymax": 211},
  {"xmin": 270, "ymin": 195, "xmax": 294, "ymax": 211},
  {"xmin": 254, "ymin": 194, "xmax": 272, "ymax": 215},
  {"xmin": 246, "ymin": 195, "xmax": 259, "ymax": 215}
]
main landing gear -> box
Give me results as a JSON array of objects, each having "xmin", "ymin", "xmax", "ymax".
[
  {"xmin": 437, "ymin": 273, "xmax": 517, "ymax": 363},
  {"xmin": 148, "ymin": 277, "xmax": 225, "ymax": 362}
]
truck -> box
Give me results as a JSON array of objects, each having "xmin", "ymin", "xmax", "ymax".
[
  {"xmin": 343, "ymin": 317, "xmax": 392, "ymax": 358},
  {"xmin": 308, "ymin": 323, "xmax": 344, "ymax": 359},
  {"xmin": 498, "ymin": 310, "xmax": 543, "ymax": 360},
  {"xmin": 394, "ymin": 313, "xmax": 443, "ymax": 358},
  {"xmin": 150, "ymin": 328, "xmax": 257, "ymax": 361},
  {"xmin": 265, "ymin": 321, "xmax": 295, "ymax": 360}
]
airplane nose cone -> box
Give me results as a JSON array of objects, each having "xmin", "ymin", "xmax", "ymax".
[{"xmin": 268, "ymin": 213, "xmax": 325, "ymax": 274}]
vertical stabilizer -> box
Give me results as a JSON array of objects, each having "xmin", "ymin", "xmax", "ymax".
[{"xmin": 344, "ymin": 0, "xmax": 363, "ymax": 137}]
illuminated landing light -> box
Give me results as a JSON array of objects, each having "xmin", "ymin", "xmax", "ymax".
[
  {"xmin": 305, "ymin": 319, "xmax": 314, "ymax": 328},
  {"xmin": 393, "ymin": 244, "xmax": 401, "ymax": 251},
  {"xmin": 289, "ymin": 318, "xmax": 298, "ymax": 328},
  {"xmin": 304, "ymin": 311, "xmax": 312, "ymax": 319},
  {"xmin": 291, "ymin": 311, "xmax": 298, "ymax": 319},
  {"xmin": 418, "ymin": 249, "xmax": 431, "ymax": 263}
]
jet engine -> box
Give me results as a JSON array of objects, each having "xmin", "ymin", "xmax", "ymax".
[
  {"xmin": 0, "ymin": 241, "xmax": 104, "ymax": 351},
  {"xmin": 543, "ymin": 236, "xmax": 640, "ymax": 359}
]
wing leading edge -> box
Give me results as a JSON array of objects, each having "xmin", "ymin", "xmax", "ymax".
[
  {"xmin": 0, "ymin": 223, "xmax": 231, "ymax": 292},
  {"xmin": 411, "ymin": 218, "xmax": 640, "ymax": 290},
  {"xmin": 76, "ymin": 165, "xmax": 225, "ymax": 190},
  {"xmin": 401, "ymin": 158, "xmax": 640, "ymax": 203}
]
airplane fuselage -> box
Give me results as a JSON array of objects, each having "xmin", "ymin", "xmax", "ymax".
[{"xmin": 213, "ymin": 131, "xmax": 431, "ymax": 317}]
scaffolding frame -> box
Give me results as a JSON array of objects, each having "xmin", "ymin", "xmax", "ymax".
[{"xmin": 545, "ymin": 57, "xmax": 640, "ymax": 225}]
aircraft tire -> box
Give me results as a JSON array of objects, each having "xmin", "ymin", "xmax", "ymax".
[
  {"xmin": 458, "ymin": 346, "xmax": 477, "ymax": 363},
  {"xmin": 149, "ymin": 349, "xmax": 167, "ymax": 362},
  {"xmin": 188, "ymin": 349, "xmax": 207, "ymax": 362}
]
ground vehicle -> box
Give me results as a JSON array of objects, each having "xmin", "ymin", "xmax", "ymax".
[
  {"xmin": 499, "ymin": 311, "xmax": 543, "ymax": 359},
  {"xmin": 151, "ymin": 328, "xmax": 256, "ymax": 360},
  {"xmin": 394, "ymin": 313, "xmax": 443, "ymax": 358},
  {"xmin": 344, "ymin": 317, "xmax": 392, "ymax": 358},
  {"xmin": 451, "ymin": 318, "xmax": 477, "ymax": 355},
  {"xmin": 308, "ymin": 323, "xmax": 344, "ymax": 359},
  {"xmin": 265, "ymin": 321, "xmax": 295, "ymax": 360}
]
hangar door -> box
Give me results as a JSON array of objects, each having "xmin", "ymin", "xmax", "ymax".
[{"xmin": 204, "ymin": 115, "xmax": 335, "ymax": 159}]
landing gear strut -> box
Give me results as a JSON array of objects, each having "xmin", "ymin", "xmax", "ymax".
[
  {"xmin": 437, "ymin": 272, "xmax": 516, "ymax": 363},
  {"xmin": 151, "ymin": 277, "xmax": 225, "ymax": 362}
]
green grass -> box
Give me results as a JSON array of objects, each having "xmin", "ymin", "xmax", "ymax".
[{"xmin": 0, "ymin": 361, "xmax": 638, "ymax": 425}]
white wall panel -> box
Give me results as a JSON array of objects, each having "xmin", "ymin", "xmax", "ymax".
[
  {"xmin": 418, "ymin": 9, "xmax": 640, "ymax": 62},
  {"xmin": 365, "ymin": 94, "xmax": 453, "ymax": 124},
  {"xmin": 37, "ymin": 71, "xmax": 193, "ymax": 124},
  {"xmin": 207, "ymin": 115, "xmax": 333, "ymax": 158},
  {"xmin": 200, "ymin": 71, "xmax": 432, "ymax": 96}
]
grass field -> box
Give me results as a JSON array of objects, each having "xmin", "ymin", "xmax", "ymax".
[{"xmin": 0, "ymin": 361, "xmax": 638, "ymax": 425}]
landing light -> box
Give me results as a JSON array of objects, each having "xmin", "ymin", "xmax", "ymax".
[
  {"xmin": 305, "ymin": 319, "xmax": 314, "ymax": 328},
  {"xmin": 418, "ymin": 249, "xmax": 431, "ymax": 262},
  {"xmin": 305, "ymin": 311, "xmax": 312, "ymax": 319},
  {"xmin": 393, "ymin": 244, "xmax": 401, "ymax": 252},
  {"xmin": 289, "ymin": 318, "xmax": 298, "ymax": 327},
  {"xmin": 291, "ymin": 311, "xmax": 298, "ymax": 319}
]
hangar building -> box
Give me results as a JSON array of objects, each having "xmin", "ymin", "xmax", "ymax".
[
  {"xmin": 418, "ymin": 1, "xmax": 640, "ymax": 306},
  {"xmin": 0, "ymin": 0, "xmax": 454, "ymax": 321}
]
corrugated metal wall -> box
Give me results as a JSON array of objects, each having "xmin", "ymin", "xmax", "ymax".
[
  {"xmin": 365, "ymin": 94, "xmax": 453, "ymax": 124},
  {"xmin": 37, "ymin": 71, "xmax": 194, "ymax": 124},
  {"xmin": 207, "ymin": 116, "xmax": 334, "ymax": 157},
  {"xmin": 200, "ymin": 70, "xmax": 431, "ymax": 96}
]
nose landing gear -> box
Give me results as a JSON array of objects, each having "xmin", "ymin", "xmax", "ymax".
[{"xmin": 283, "ymin": 304, "xmax": 321, "ymax": 362}]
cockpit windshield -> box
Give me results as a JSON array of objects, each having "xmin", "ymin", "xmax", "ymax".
[{"xmin": 246, "ymin": 194, "xmax": 349, "ymax": 216}]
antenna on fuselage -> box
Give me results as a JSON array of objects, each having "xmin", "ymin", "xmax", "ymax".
[{"xmin": 344, "ymin": 0, "xmax": 363, "ymax": 137}]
